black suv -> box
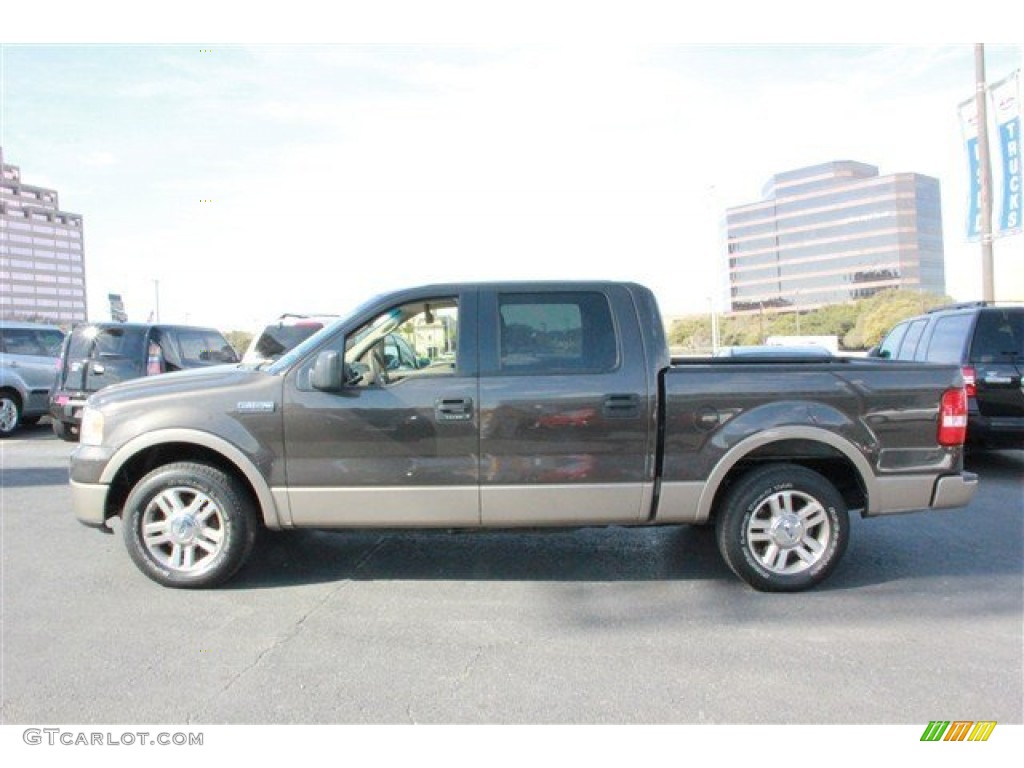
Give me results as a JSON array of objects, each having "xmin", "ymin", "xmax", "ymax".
[
  {"xmin": 50, "ymin": 323, "xmax": 239, "ymax": 441},
  {"xmin": 873, "ymin": 303, "xmax": 1023, "ymax": 449}
]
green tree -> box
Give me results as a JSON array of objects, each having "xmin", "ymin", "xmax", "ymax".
[
  {"xmin": 667, "ymin": 289, "xmax": 952, "ymax": 354},
  {"xmin": 845, "ymin": 290, "xmax": 951, "ymax": 349},
  {"xmin": 668, "ymin": 316, "xmax": 712, "ymax": 352},
  {"xmin": 224, "ymin": 330, "xmax": 253, "ymax": 357}
]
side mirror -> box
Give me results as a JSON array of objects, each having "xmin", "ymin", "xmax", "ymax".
[
  {"xmin": 311, "ymin": 350, "xmax": 342, "ymax": 391},
  {"xmin": 867, "ymin": 346, "xmax": 889, "ymax": 359}
]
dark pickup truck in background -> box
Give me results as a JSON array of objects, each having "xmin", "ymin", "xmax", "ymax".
[
  {"xmin": 69, "ymin": 282, "xmax": 977, "ymax": 591},
  {"xmin": 50, "ymin": 322, "xmax": 240, "ymax": 441}
]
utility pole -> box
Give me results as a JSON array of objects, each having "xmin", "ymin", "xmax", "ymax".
[
  {"xmin": 708, "ymin": 296, "xmax": 719, "ymax": 354},
  {"xmin": 975, "ymin": 44, "xmax": 996, "ymax": 302}
]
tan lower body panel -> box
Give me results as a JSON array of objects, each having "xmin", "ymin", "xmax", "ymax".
[
  {"xmin": 277, "ymin": 483, "xmax": 651, "ymax": 528},
  {"xmin": 480, "ymin": 483, "xmax": 648, "ymax": 526},
  {"xmin": 280, "ymin": 486, "xmax": 480, "ymax": 528},
  {"xmin": 650, "ymin": 482, "xmax": 706, "ymax": 524}
]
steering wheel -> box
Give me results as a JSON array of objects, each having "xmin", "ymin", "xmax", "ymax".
[{"xmin": 344, "ymin": 364, "xmax": 365, "ymax": 386}]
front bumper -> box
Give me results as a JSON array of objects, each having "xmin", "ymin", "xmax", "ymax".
[{"xmin": 71, "ymin": 479, "xmax": 111, "ymax": 528}]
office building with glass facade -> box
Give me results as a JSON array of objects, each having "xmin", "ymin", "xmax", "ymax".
[
  {"xmin": 1, "ymin": 148, "xmax": 88, "ymax": 323},
  {"xmin": 726, "ymin": 161, "xmax": 945, "ymax": 314}
]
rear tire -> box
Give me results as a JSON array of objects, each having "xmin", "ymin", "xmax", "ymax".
[
  {"xmin": 122, "ymin": 462, "xmax": 257, "ymax": 588},
  {"xmin": 715, "ymin": 464, "xmax": 849, "ymax": 592}
]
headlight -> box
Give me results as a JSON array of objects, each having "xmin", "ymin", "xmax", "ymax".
[{"xmin": 79, "ymin": 407, "xmax": 105, "ymax": 446}]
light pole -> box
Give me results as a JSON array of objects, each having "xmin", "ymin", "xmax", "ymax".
[
  {"xmin": 708, "ymin": 296, "xmax": 720, "ymax": 355},
  {"xmin": 153, "ymin": 279, "xmax": 161, "ymax": 323}
]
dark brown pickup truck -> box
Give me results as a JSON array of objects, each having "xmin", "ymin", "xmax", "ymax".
[{"xmin": 70, "ymin": 281, "xmax": 977, "ymax": 591}]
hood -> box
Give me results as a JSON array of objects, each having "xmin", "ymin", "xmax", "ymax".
[{"xmin": 87, "ymin": 364, "xmax": 265, "ymax": 409}]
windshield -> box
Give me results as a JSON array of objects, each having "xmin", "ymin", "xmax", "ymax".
[
  {"xmin": 247, "ymin": 324, "xmax": 324, "ymax": 363},
  {"xmin": 241, "ymin": 319, "xmax": 333, "ymax": 364},
  {"xmin": 265, "ymin": 296, "xmax": 380, "ymax": 375}
]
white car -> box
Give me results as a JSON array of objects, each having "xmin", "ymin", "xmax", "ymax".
[{"xmin": 242, "ymin": 314, "xmax": 338, "ymax": 366}]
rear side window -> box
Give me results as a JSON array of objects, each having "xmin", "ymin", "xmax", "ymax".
[
  {"xmin": 923, "ymin": 314, "xmax": 974, "ymax": 364},
  {"xmin": 498, "ymin": 292, "xmax": 617, "ymax": 373},
  {"xmin": 878, "ymin": 322, "xmax": 908, "ymax": 359},
  {"xmin": 0, "ymin": 328, "xmax": 64, "ymax": 356},
  {"xmin": 172, "ymin": 330, "xmax": 239, "ymax": 366},
  {"xmin": 896, "ymin": 319, "xmax": 929, "ymax": 360},
  {"xmin": 971, "ymin": 310, "xmax": 1024, "ymax": 362}
]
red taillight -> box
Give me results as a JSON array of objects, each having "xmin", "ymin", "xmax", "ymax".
[
  {"xmin": 961, "ymin": 366, "xmax": 977, "ymax": 398},
  {"xmin": 938, "ymin": 388, "xmax": 968, "ymax": 446}
]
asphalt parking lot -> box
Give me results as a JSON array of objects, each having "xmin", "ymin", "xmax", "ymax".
[{"xmin": 1, "ymin": 422, "xmax": 1021, "ymax": 726}]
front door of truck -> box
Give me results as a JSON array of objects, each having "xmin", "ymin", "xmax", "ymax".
[
  {"xmin": 477, "ymin": 286, "xmax": 654, "ymax": 526},
  {"xmin": 282, "ymin": 290, "xmax": 480, "ymax": 527}
]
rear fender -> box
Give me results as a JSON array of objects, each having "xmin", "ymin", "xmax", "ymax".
[{"xmin": 696, "ymin": 425, "xmax": 879, "ymax": 520}]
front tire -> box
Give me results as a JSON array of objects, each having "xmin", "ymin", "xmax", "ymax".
[
  {"xmin": 715, "ymin": 464, "xmax": 849, "ymax": 592},
  {"xmin": 122, "ymin": 462, "xmax": 257, "ymax": 588}
]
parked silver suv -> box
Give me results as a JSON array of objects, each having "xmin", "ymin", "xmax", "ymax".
[{"xmin": 0, "ymin": 321, "xmax": 65, "ymax": 437}]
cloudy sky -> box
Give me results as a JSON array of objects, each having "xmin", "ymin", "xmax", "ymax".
[{"xmin": 2, "ymin": 5, "xmax": 1022, "ymax": 329}]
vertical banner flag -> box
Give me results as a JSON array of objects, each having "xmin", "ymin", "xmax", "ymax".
[
  {"xmin": 990, "ymin": 70, "xmax": 1021, "ymax": 236},
  {"xmin": 958, "ymin": 96, "xmax": 982, "ymax": 241}
]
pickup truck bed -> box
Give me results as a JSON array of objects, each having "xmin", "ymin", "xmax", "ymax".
[
  {"xmin": 660, "ymin": 356, "xmax": 974, "ymax": 520},
  {"xmin": 69, "ymin": 281, "xmax": 976, "ymax": 591}
]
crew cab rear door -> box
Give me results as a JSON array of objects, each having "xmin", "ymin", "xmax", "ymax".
[{"xmin": 477, "ymin": 285, "xmax": 654, "ymax": 525}]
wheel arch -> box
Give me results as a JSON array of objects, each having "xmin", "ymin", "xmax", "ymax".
[
  {"xmin": 0, "ymin": 385, "xmax": 24, "ymax": 410},
  {"xmin": 100, "ymin": 429, "xmax": 286, "ymax": 530},
  {"xmin": 698, "ymin": 426, "xmax": 876, "ymax": 523}
]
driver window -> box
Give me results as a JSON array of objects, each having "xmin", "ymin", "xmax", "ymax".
[{"xmin": 344, "ymin": 298, "xmax": 458, "ymax": 387}]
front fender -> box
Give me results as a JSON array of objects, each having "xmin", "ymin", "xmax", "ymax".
[{"xmin": 100, "ymin": 428, "xmax": 288, "ymax": 529}]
